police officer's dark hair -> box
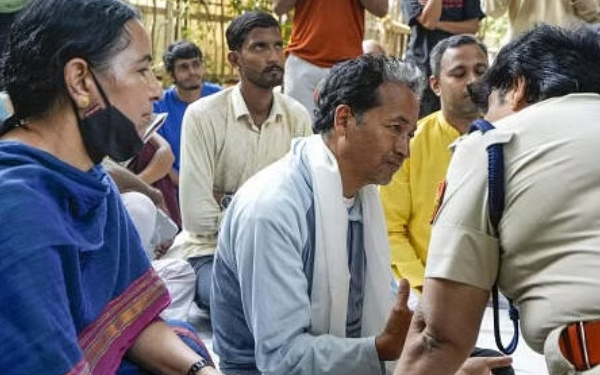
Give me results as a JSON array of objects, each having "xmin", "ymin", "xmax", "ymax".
[
  {"xmin": 225, "ymin": 11, "xmax": 279, "ymax": 51},
  {"xmin": 313, "ymin": 54, "xmax": 425, "ymax": 134},
  {"xmin": 163, "ymin": 40, "xmax": 202, "ymax": 74},
  {"xmin": 0, "ymin": 0, "xmax": 139, "ymax": 123},
  {"xmin": 430, "ymin": 34, "xmax": 488, "ymax": 78},
  {"xmin": 485, "ymin": 24, "xmax": 600, "ymax": 104}
]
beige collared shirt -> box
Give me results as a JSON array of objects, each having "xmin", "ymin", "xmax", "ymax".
[
  {"xmin": 483, "ymin": 0, "xmax": 600, "ymax": 41},
  {"xmin": 177, "ymin": 85, "xmax": 312, "ymax": 257}
]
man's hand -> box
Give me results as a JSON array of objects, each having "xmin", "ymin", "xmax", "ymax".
[
  {"xmin": 375, "ymin": 278, "xmax": 413, "ymax": 360},
  {"xmin": 155, "ymin": 239, "xmax": 174, "ymax": 259},
  {"xmin": 457, "ymin": 356, "xmax": 513, "ymax": 375},
  {"xmin": 168, "ymin": 168, "xmax": 179, "ymax": 187},
  {"xmin": 146, "ymin": 187, "xmax": 169, "ymax": 213}
]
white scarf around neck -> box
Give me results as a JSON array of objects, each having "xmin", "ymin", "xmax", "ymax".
[{"xmin": 304, "ymin": 135, "xmax": 392, "ymax": 338}]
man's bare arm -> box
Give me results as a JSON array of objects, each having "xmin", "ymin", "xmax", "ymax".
[
  {"xmin": 273, "ymin": 0, "xmax": 298, "ymax": 15},
  {"xmin": 168, "ymin": 168, "xmax": 179, "ymax": 187},
  {"xmin": 137, "ymin": 134, "xmax": 175, "ymax": 185},
  {"xmin": 416, "ymin": 0, "xmax": 443, "ymax": 30},
  {"xmin": 127, "ymin": 320, "xmax": 221, "ymax": 375},
  {"xmin": 393, "ymin": 278, "xmax": 491, "ymax": 375},
  {"xmin": 360, "ymin": 0, "xmax": 389, "ymax": 17},
  {"xmin": 437, "ymin": 18, "xmax": 480, "ymax": 35},
  {"xmin": 103, "ymin": 159, "xmax": 165, "ymax": 208}
]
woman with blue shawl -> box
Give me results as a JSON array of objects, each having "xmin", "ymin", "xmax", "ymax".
[{"xmin": 0, "ymin": 0, "xmax": 219, "ymax": 374}]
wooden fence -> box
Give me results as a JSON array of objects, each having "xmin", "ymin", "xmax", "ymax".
[{"xmin": 129, "ymin": 0, "xmax": 410, "ymax": 85}]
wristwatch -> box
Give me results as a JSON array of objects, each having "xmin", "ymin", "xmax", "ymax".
[{"xmin": 187, "ymin": 358, "xmax": 211, "ymax": 375}]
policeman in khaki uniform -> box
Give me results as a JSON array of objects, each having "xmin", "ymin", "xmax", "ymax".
[{"xmin": 394, "ymin": 25, "xmax": 600, "ymax": 375}]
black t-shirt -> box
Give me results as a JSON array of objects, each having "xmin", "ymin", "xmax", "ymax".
[{"xmin": 403, "ymin": 0, "xmax": 485, "ymax": 75}]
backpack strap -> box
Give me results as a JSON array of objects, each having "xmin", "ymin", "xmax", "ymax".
[{"xmin": 468, "ymin": 119, "xmax": 520, "ymax": 355}]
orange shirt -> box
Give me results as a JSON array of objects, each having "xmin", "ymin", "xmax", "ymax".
[{"xmin": 286, "ymin": 0, "xmax": 365, "ymax": 68}]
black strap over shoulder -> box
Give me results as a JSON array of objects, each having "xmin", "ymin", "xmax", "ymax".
[
  {"xmin": 0, "ymin": 115, "xmax": 24, "ymax": 137},
  {"xmin": 468, "ymin": 119, "xmax": 520, "ymax": 355}
]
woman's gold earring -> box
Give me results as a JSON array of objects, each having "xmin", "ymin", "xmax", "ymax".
[{"xmin": 79, "ymin": 96, "xmax": 90, "ymax": 108}]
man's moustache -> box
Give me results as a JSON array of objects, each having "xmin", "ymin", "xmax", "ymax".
[{"xmin": 264, "ymin": 66, "xmax": 283, "ymax": 73}]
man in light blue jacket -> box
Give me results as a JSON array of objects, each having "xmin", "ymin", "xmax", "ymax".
[{"xmin": 210, "ymin": 54, "xmax": 512, "ymax": 375}]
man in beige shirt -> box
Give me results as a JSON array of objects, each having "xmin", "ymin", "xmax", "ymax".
[
  {"xmin": 173, "ymin": 11, "xmax": 312, "ymax": 312},
  {"xmin": 482, "ymin": 0, "xmax": 600, "ymax": 41}
]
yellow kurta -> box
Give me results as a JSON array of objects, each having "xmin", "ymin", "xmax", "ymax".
[{"xmin": 380, "ymin": 111, "xmax": 460, "ymax": 289}]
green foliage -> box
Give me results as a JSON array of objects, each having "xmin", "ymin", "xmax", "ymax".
[
  {"xmin": 228, "ymin": 0, "xmax": 271, "ymax": 13},
  {"xmin": 228, "ymin": 0, "xmax": 293, "ymax": 45},
  {"xmin": 480, "ymin": 14, "xmax": 509, "ymax": 55},
  {"xmin": 133, "ymin": 0, "xmax": 294, "ymax": 83}
]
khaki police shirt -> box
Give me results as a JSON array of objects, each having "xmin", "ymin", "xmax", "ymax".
[{"xmin": 426, "ymin": 94, "xmax": 600, "ymax": 353}]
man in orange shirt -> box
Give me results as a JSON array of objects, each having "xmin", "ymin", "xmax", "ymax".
[{"xmin": 273, "ymin": 0, "xmax": 388, "ymax": 119}]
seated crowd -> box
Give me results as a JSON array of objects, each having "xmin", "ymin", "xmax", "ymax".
[{"xmin": 2, "ymin": 1, "xmax": 600, "ymax": 375}]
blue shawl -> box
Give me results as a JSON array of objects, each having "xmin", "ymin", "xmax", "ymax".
[{"xmin": 0, "ymin": 141, "xmax": 170, "ymax": 374}]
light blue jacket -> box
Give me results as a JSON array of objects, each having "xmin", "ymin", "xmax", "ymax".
[{"xmin": 210, "ymin": 137, "xmax": 383, "ymax": 375}]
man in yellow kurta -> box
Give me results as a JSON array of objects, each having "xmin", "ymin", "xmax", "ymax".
[{"xmin": 380, "ymin": 34, "xmax": 488, "ymax": 292}]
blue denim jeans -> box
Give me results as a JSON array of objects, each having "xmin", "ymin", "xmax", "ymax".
[{"xmin": 189, "ymin": 255, "xmax": 215, "ymax": 311}]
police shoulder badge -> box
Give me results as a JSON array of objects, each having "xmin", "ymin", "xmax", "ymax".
[{"xmin": 430, "ymin": 179, "xmax": 447, "ymax": 224}]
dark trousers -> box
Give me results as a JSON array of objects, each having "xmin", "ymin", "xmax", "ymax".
[{"xmin": 189, "ymin": 254, "xmax": 215, "ymax": 311}]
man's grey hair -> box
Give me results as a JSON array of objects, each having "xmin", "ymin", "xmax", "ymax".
[
  {"xmin": 383, "ymin": 57, "xmax": 426, "ymax": 99},
  {"xmin": 313, "ymin": 55, "xmax": 425, "ymax": 133}
]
